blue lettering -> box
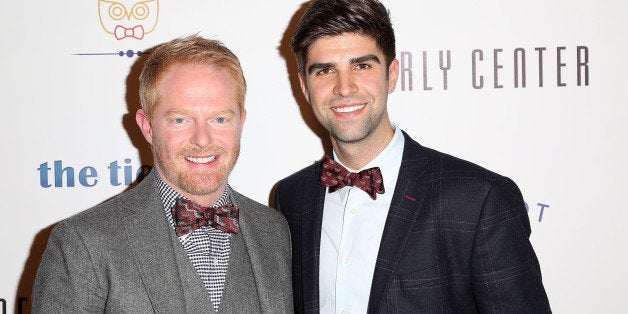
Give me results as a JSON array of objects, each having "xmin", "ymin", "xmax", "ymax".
[
  {"xmin": 79, "ymin": 167, "xmax": 98, "ymax": 187},
  {"xmin": 124, "ymin": 158, "xmax": 134, "ymax": 186},
  {"xmin": 37, "ymin": 162, "xmax": 52, "ymax": 188},
  {"xmin": 39, "ymin": 159, "xmax": 154, "ymax": 188},
  {"xmin": 108, "ymin": 160, "xmax": 121, "ymax": 186},
  {"xmin": 537, "ymin": 203, "xmax": 550, "ymax": 222},
  {"xmin": 54, "ymin": 160, "xmax": 75, "ymax": 187}
]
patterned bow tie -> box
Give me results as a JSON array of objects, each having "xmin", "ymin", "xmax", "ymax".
[
  {"xmin": 319, "ymin": 155, "xmax": 385, "ymax": 200},
  {"xmin": 171, "ymin": 197, "xmax": 240, "ymax": 236}
]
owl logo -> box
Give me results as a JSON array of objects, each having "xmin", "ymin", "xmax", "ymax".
[{"xmin": 98, "ymin": 0, "xmax": 159, "ymax": 40}]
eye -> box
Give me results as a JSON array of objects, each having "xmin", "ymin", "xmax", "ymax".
[
  {"xmin": 215, "ymin": 117, "xmax": 227, "ymax": 123},
  {"xmin": 174, "ymin": 117, "xmax": 185, "ymax": 124},
  {"xmin": 315, "ymin": 68, "xmax": 334, "ymax": 76},
  {"xmin": 355, "ymin": 63, "xmax": 371, "ymax": 70}
]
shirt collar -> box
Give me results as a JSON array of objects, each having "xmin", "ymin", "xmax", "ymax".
[{"xmin": 331, "ymin": 124, "xmax": 405, "ymax": 201}]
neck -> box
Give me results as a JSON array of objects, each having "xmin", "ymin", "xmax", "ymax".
[
  {"xmin": 185, "ymin": 190, "xmax": 225, "ymax": 207},
  {"xmin": 331, "ymin": 123, "xmax": 394, "ymax": 170}
]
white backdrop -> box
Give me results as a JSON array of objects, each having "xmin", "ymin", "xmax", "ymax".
[{"xmin": 1, "ymin": 0, "xmax": 627, "ymax": 313}]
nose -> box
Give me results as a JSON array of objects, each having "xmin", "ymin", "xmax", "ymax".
[
  {"xmin": 333, "ymin": 71, "xmax": 358, "ymax": 97},
  {"xmin": 190, "ymin": 122, "xmax": 212, "ymax": 148}
]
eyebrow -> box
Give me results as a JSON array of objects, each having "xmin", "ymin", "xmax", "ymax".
[
  {"xmin": 306, "ymin": 54, "xmax": 381, "ymax": 75},
  {"xmin": 350, "ymin": 54, "xmax": 381, "ymax": 65},
  {"xmin": 164, "ymin": 109, "xmax": 236, "ymax": 116}
]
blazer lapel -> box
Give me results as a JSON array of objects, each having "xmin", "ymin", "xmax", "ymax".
[
  {"xmin": 232, "ymin": 190, "xmax": 293, "ymax": 312},
  {"xmin": 367, "ymin": 134, "xmax": 432, "ymax": 313},
  {"xmin": 122, "ymin": 174, "xmax": 192, "ymax": 312},
  {"xmin": 301, "ymin": 164, "xmax": 327, "ymax": 312}
]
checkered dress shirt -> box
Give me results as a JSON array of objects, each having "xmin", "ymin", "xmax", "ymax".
[{"xmin": 155, "ymin": 171, "xmax": 232, "ymax": 312}]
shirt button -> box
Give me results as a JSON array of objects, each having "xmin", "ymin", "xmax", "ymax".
[
  {"xmin": 350, "ymin": 208, "xmax": 357, "ymax": 215},
  {"xmin": 342, "ymin": 257, "xmax": 350, "ymax": 265},
  {"xmin": 340, "ymin": 309, "xmax": 348, "ymax": 314},
  {"xmin": 213, "ymin": 258, "xmax": 219, "ymax": 265}
]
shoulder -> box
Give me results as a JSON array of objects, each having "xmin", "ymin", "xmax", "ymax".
[
  {"xmin": 53, "ymin": 175, "xmax": 156, "ymax": 238},
  {"xmin": 402, "ymin": 131, "xmax": 505, "ymax": 182},
  {"xmin": 400, "ymin": 132, "xmax": 523, "ymax": 205},
  {"xmin": 231, "ymin": 189, "xmax": 291, "ymax": 245}
]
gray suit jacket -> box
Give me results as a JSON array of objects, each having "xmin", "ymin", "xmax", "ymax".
[{"xmin": 32, "ymin": 171, "xmax": 293, "ymax": 313}]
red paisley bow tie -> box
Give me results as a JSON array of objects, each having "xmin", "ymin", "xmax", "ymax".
[
  {"xmin": 171, "ymin": 197, "xmax": 240, "ymax": 236},
  {"xmin": 319, "ymin": 156, "xmax": 385, "ymax": 200}
]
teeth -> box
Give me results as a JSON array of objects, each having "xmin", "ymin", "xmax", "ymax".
[
  {"xmin": 186, "ymin": 156, "xmax": 216, "ymax": 163},
  {"xmin": 333, "ymin": 104, "xmax": 365, "ymax": 113}
]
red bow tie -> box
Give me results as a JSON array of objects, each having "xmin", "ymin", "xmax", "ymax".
[
  {"xmin": 171, "ymin": 197, "xmax": 240, "ymax": 236},
  {"xmin": 319, "ymin": 156, "xmax": 385, "ymax": 200}
]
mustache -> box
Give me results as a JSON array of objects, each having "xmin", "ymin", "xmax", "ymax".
[{"xmin": 181, "ymin": 145, "xmax": 226, "ymax": 156}]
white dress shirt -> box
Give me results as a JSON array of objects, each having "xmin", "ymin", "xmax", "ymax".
[{"xmin": 319, "ymin": 125, "xmax": 405, "ymax": 314}]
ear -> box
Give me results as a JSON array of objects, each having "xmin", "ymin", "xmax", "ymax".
[
  {"xmin": 135, "ymin": 109, "xmax": 153, "ymax": 145},
  {"xmin": 239, "ymin": 108, "xmax": 247, "ymax": 131},
  {"xmin": 387, "ymin": 59, "xmax": 400, "ymax": 93},
  {"xmin": 298, "ymin": 72, "xmax": 311, "ymax": 103}
]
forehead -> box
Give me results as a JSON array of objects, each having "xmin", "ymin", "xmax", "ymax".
[
  {"xmin": 155, "ymin": 63, "xmax": 238, "ymax": 104},
  {"xmin": 306, "ymin": 33, "xmax": 381, "ymax": 62}
]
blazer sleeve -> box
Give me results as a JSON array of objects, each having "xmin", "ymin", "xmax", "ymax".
[
  {"xmin": 32, "ymin": 222, "xmax": 106, "ymax": 313},
  {"xmin": 470, "ymin": 176, "xmax": 551, "ymax": 313}
]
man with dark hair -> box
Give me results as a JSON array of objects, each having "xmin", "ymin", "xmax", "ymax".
[
  {"xmin": 33, "ymin": 35, "xmax": 293, "ymax": 313},
  {"xmin": 274, "ymin": 0, "xmax": 551, "ymax": 312}
]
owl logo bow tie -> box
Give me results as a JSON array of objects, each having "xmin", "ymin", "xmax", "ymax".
[
  {"xmin": 319, "ymin": 156, "xmax": 385, "ymax": 200},
  {"xmin": 114, "ymin": 25, "xmax": 145, "ymax": 40},
  {"xmin": 171, "ymin": 197, "xmax": 240, "ymax": 236}
]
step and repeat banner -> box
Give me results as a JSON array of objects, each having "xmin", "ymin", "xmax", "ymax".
[{"xmin": 1, "ymin": 0, "xmax": 626, "ymax": 313}]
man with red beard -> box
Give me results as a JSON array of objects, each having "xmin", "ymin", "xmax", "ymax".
[{"xmin": 33, "ymin": 35, "xmax": 293, "ymax": 313}]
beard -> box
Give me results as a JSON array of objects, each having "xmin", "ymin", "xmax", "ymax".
[{"xmin": 152, "ymin": 140, "xmax": 240, "ymax": 197}]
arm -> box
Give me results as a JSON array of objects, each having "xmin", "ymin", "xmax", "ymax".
[
  {"xmin": 471, "ymin": 177, "xmax": 551, "ymax": 313},
  {"xmin": 32, "ymin": 222, "xmax": 106, "ymax": 313}
]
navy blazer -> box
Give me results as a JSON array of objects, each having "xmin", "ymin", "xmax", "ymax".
[{"xmin": 273, "ymin": 131, "xmax": 550, "ymax": 313}]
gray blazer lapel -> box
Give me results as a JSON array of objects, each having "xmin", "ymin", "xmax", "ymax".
[
  {"xmin": 122, "ymin": 174, "xmax": 189, "ymax": 313},
  {"xmin": 232, "ymin": 190, "xmax": 293, "ymax": 313},
  {"xmin": 367, "ymin": 134, "xmax": 432, "ymax": 313}
]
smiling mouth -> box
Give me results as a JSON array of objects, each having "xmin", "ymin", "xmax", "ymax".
[
  {"xmin": 332, "ymin": 104, "xmax": 365, "ymax": 113},
  {"xmin": 185, "ymin": 156, "xmax": 217, "ymax": 164}
]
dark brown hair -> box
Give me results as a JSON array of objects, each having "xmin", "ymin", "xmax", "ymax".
[{"xmin": 291, "ymin": 0, "xmax": 396, "ymax": 75}]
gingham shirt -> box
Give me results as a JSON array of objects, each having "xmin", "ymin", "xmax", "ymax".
[{"xmin": 154, "ymin": 171, "xmax": 232, "ymax": 312}]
